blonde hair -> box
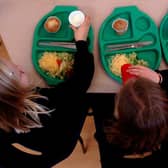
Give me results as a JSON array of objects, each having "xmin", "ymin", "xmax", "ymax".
[{"xmin": 0, "ymin": 58, "xmax": 51, "ymax": 133}]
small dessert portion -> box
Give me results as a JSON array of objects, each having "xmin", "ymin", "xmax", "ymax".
[
  {"xmin": 44, "ymin": 16, "xmax": 61, "ymax": 33},
  {"xmin": 112, "ymin": 18, "xmax": 128, "ymax": 35},
  {"xmin": 68, "ymin": 10, "xmax": 85, "ymax": 27}
]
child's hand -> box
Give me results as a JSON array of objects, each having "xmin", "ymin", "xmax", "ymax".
[
  {"xmin": 70, "ymin": 15, "xmax": 91, "ymax": 41},
  {"xmin": 127, "ymin": 65, "xmax": 160, "ymax": 83}
]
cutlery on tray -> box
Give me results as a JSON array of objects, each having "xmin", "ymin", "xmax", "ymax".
[
  {"xmin": 106, "ymin": 41, "xmax": 153, "ymax": 51},
  {"xmin": 38, "ymin": 41, "xmax": 76, "ymax": 49}
]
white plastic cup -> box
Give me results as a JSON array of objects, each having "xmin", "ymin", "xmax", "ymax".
[{"xmin": 68, "ymin": 10, "xmax": 85, "ymax": 27}]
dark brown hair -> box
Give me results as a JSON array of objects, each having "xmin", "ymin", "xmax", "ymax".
[{"xmin": 106, "ymin": 77, "xmax": 168, "ymax": 153}]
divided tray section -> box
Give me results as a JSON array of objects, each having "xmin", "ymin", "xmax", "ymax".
[
  {"xmin": 103, "ymin": 49, "xmax": 160, "ymax": 83},
  {"xmin": 33, "ymin": 48, "xmax": 75, "ymax": 85},
  {"xmin": 32, "ymin": 5, "xmax": 94, "ymax": 85},
  {"xmin": 37, "ymin": 12, "xmax": 73, "ymax": 40},
  {"xmin": 160, "ymin": 13, "xmax": 168, "ymax": 63},
  {"xmin": 99, "ymin": 5, "xmax": 162, "ymax": 83}
]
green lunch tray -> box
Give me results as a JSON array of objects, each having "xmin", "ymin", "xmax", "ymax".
[
  {"xmin": 32, "ymin": 5, "xmax": 94, "ymax": 85},
  {"xmin": 160, "ymin": 13, "xmax": 168, "ymax": 64},
  {"xmin": 98, "ymin": 5, "xmax": 162, "ymax": 83}
]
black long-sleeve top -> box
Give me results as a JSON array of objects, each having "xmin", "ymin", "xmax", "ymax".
[
  {"xmin": 158, "ymin": 70, "xmax": 168, "ymax": 93},
  {"xmin": 0, "ymin": 41, "xmax": 94, "ymax": 168}
]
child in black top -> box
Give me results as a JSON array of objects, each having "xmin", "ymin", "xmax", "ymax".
[
  {"xmin": 0, "ymin": 16, "xmax": 94, "ymax": 168},
  {"xmin": 92, "ymin": 65, "xmax": 168, "ymax": 168}
]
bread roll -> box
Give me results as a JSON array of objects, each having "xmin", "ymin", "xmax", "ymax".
[{"xmin": 44, "ymin": 16, "xmax": 61, "ymax": 33}]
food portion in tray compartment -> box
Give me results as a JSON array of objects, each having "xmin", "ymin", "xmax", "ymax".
[
  {"xmin": 108, "ymin": 52, "xmax": 148, "ymax": 77},
  {"xmin": 44, "ymin": 16, "xmax": 61, "ymax": 33},
  {"xmin": 112, "ymin": 18, "xmax": 128, "ymax": 35},
  {"xmin": 38, "ymin": 51, "xmax": 74, "ymax": 80}
]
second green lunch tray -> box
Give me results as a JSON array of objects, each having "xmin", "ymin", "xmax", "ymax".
[{"xmin": 99, "ymin": 5, "xmax": 162, "ymax": 83}]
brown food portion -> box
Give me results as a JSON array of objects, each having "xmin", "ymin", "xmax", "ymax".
[
  {"xmin": 44, "ymin": 17, "xmax": 61, "ymax": 33},
  {"xmin": 113, "ymin": 19, "xmax": 127, "ymax": 30}
]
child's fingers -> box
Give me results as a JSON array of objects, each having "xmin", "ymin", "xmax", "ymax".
[{"xmin": 70, "ymin": 24, "xmax": 77, "ymax": 32}]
